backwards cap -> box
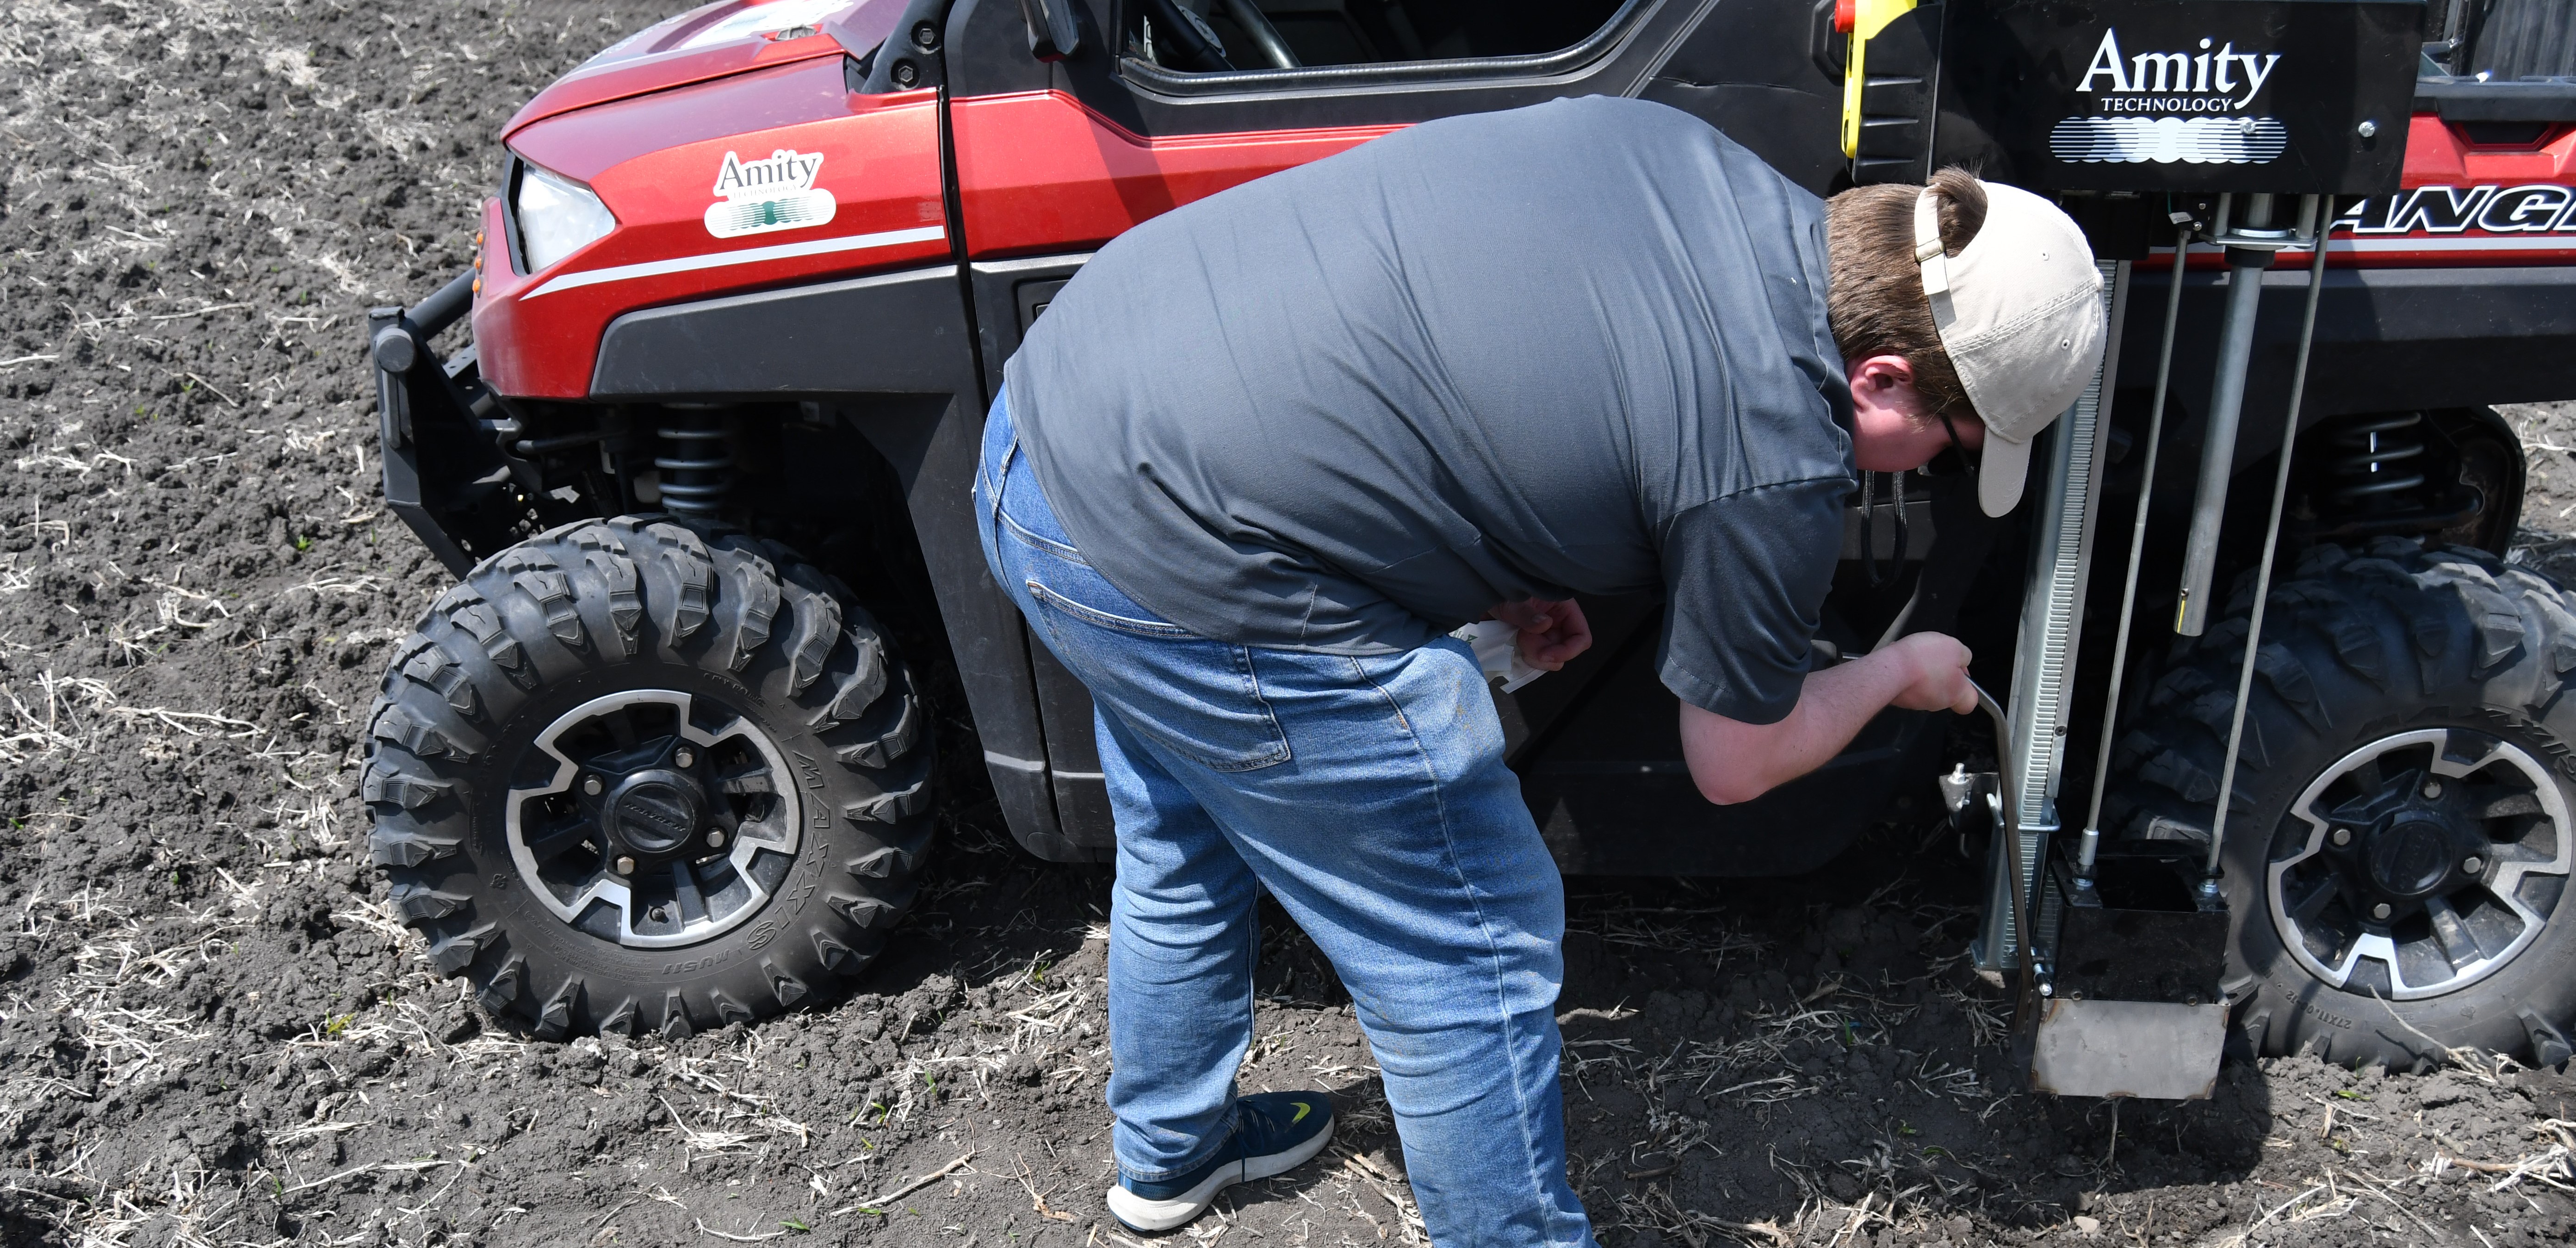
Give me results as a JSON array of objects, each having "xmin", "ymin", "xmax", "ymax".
[{"xmin": 1914, "ymin": 182, "xmax": 2106, "ymax": 516}]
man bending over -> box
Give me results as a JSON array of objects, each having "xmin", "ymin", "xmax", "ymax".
[{"xmin": 973, "ymin": 96, "xmax": 2105, "ymax": 1245}]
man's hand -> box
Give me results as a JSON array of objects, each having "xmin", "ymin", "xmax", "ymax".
[
  {"xmin": 1489, "ymin": 597, "xmax": 1592, "ymax": 671},
  {"xmin": 1882, "ymin": 631, "xmax": 1977, "ymax": 714}
]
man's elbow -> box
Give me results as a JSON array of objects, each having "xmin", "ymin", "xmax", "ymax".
[
  {"xmin": 1693, "ymin": 772, "xmax": 1774, "ymax": 806},
  {"xmin": 1678, "ymin": 704, "xmax": 1791, "ymax": 805}
]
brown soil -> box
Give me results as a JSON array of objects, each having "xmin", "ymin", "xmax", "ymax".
[
  {"xmin": 2504, "ymin": 401, "xmax": 2576, "ymax": 585},
  {"xmin": 2, "ymin": 3, "xmax": 2573, "ymax": 1246}
]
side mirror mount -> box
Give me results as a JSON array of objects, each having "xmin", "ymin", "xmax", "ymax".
[{"xmin": 1020, "ymin": 0, "xmax": 1081, "ymax": 62}]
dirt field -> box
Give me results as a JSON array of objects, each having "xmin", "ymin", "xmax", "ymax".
[{"xmin": 4, "ymin": 3, "xmax": 2576, "ymax": 1246}]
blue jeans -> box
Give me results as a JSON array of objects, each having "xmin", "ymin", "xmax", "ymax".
[{"xmin": 974, "ymin": 390, "xmax": 1593, "ymax": 1247}]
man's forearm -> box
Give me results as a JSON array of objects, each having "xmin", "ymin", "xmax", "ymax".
[{"xmin": 1679, "ymin": 649, "xmax": 1920, "ymax": 805}]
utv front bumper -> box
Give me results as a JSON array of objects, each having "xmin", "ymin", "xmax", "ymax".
[{"xmin": 367, "ymin": 271, "xmax": 525, "ymax": 576}]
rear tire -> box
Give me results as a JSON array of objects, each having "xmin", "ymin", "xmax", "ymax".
[
  {"xmin": 2107, "ymin": 538, "xmax": 2576, "ymax": 1069},
  {"xmin": 361, "ymin": 516, "xmax": 933, "ymax": 1039}
]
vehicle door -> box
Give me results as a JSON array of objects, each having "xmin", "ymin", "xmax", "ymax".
[{"xmin": 933, "ymin": 0, "xmax": 1894, "ymax": 871}]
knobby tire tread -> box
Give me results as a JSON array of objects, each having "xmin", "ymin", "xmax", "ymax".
[
  {"xmin": 361, "ymin": 516, "xmax": 935, "ymax": 1039},
  {"xmin": 2105, "ymin": 537, "xmax": 2576, "ymax": 1067}
]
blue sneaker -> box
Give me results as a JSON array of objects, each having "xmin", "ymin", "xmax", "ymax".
[{"xmin": 1106, "ymin": 1091, "xmax": 1336, "ymax": 1232}]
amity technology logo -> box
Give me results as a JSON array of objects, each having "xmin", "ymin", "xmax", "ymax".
[
  {"xmin": 2077, "ymin": 28, "xmax": 2281, "ymax": 113},
  {"xmin": 2053, "ymin": 29, "xmax": 2289, "ymax": 166},
  {"xmin": 704, "ymin": 148, "xmax": 836, "ymax": 240}
]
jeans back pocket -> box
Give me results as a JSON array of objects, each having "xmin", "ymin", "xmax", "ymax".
[{"xmin": 1015, "ymin": 560, "xmax": 1292, "ymax": 773}]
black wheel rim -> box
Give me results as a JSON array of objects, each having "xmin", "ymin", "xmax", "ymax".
[
  {"xmin": 503, "ymin": 688, "xmax": 802, "ymax": 949},
  {"xmin": 2267, "ymin": 727, "xmax": 2572, "ymax": 999}
]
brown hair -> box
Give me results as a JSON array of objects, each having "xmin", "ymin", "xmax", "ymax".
[{"xmin": 1824, "ymin": 167, "xmax": 1989, "ymax": 423}]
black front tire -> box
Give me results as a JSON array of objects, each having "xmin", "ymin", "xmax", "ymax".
[
  {"xmin": 2108, "ymin": 538, "xmax": 2576, "ymax": 1069},
  {"xmin": 361, "ymin": 516, "xmax": 933, "ymax": 1040}
]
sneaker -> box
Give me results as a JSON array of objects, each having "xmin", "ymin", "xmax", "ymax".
[{"xmin": 1106, "ymin": 1091, "xmax": 1336, "ymax": 1232}]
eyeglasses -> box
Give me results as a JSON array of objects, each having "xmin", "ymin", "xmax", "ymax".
[{"xmin": 1937, "ymin": 409, "xmax": 1981, "ymax": 473}]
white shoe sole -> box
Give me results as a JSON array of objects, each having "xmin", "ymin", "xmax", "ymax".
[{"xmin": 1105, "ymin": 1117, "xmax": 1336, "ymax": 1233}]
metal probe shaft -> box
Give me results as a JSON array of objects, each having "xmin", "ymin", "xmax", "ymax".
[
  {"xmin": 2078, "ymin": 229, "xmax": 2195, "ymax": 872},
  {"xmin": 2207, "ymin": 200, "xmax": 2338, "ymax": 878},
  {"xmin": 2175, "ymin": 194, "xmax": 2278, "ymax": 635}
]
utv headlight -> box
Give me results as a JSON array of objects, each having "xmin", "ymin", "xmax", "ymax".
[{"xmin": 514, "ymin": 162, "xmax": 616, "ymax": 273}]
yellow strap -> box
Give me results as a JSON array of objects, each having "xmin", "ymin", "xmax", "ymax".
[{"xmin": 1840, "ymin": 0, "xmax": 1920, "ymax": 160}]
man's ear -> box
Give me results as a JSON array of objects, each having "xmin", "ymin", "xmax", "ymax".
[
  {"xmin": 1845, "ymin": 355, "xmax": 1952, "ymax": 471},
  {"xmin": 1846, "ymin": 355, "xmax": 1923, "ymax": 422},
  {"xmin": 1846, "ymin": 353, "xmax": 1917, "ymax": 397}
]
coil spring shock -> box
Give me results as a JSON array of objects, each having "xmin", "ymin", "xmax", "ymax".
[
  {"xmin": 654, "ymin": 409, "xmax": 735, "ymax": 519},
  {"xmin": 2323, "ymin": 412, "xmax": 2428, "ymax": 512}
]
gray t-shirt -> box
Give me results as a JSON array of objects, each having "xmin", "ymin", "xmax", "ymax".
[{"xmin": 1005, "ymin": 96, "xmax": 1855, "ymax": 724}]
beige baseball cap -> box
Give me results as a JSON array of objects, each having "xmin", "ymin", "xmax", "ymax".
[{"xmin": 1914, "ymin": 183, "xmax": 2106, "ymax": 516}]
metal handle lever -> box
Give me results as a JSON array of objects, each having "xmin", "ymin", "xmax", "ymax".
[
  {"xmin": 1969, "ymin": 680, "xmax": 2040, "ymax": 1002},
  {"xmin": 1969, "ymin": 680, "xmax": 2020, "ymax": 851}
]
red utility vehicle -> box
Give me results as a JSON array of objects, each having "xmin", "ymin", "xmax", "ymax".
[{"xmin": 362, "ymin": 0, "xmax": 2576, "ymax": 1082}]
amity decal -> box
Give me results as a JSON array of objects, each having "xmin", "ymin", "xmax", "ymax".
[
  {"xmin": 2051, "ymin": 29, "xmax": 2286, "ymax": 166},
  {"xmin": 704, "ymin": 148, "xmax": 836, "ymax": 240},
  {"xmin": 525, "ymin": 143, "xmax": 941, "ymax": 297}
]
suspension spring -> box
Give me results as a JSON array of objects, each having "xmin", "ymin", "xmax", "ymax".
[
  {"xmin": 2323, "ymin": 412, "xmax": 2428, "ymax": 512},
  {"xmin": 654, "ymin": 409, "xmax": 735, "ymax": 519}
]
